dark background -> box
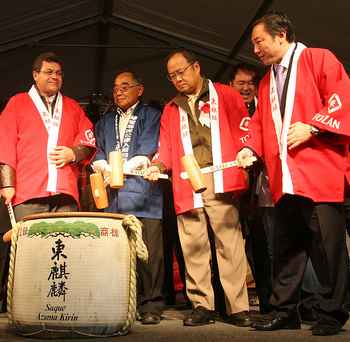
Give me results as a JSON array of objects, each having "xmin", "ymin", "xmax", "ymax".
[{"xmin": 0, "ymin": 0, "xmax": 348, "ymax": 117}]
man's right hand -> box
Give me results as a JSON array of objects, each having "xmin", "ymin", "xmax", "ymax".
[
  {"xmin": 143, "ymin": 165, "xmax": 161, "ymax": 181},
  {"xmin": 92, "ymin": 160, "xmax": 111, "ymax": 186},
  {"xmin": 0, "ymin": 187, "xmax": 15, "ymax": 205},
  {"xmin": 236, "ymin": 148, "xmax": 257, "ymax": 168}
]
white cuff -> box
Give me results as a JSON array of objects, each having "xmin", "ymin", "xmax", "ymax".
[{"xmin": 92, "ymin": 159, "xmax": 108, "ymax": 173}]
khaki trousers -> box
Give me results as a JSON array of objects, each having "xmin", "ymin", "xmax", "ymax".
[{"xmin": 177, "ymin": 174, "xmax": 248, "ymax": 314}]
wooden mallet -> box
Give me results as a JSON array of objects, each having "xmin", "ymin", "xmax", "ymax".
[
  {"xmin": 109, "ymin": 151, "xmax": 124, "ymax": 189},
  {"xmin": 181, "ymin": 155, "xmax": 207, "ymax": 193},
  {"xmin": 90, "ymin": 172, "xmax": 109, "ymax": 209}
]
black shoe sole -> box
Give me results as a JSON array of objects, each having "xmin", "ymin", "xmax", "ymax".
[
  {"xmin": 230, "ymin": 321, "xmax": 252, "ymax": 327},
  {"xmin": 141, "ymin": 319, "xmax": 161, "ymax": 325},
  {"xmin": 183, "ymin": 320, "xmax": 215, "ymax": 327},
  {"xmin": 312, "ymin": 329, "xmax": 341, "ymax": 336},
  {"xmin": 253, "ymin": 323, "xmax": 301, "ymax": 331}
]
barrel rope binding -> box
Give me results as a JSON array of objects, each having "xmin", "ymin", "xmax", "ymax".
[
  {"xmin": 121, "ymin": 215, "xmax": 148, "ymax": 333},
  {"xmin": 7, "ymin": 221, "xmax": 21, "ymax": 325},
  {"xmin": 7, "ymin": 215, "xmax": 148, "ymax": 337}
]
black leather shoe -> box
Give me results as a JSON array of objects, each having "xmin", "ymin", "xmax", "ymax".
[
  {"xmin": 227, "ymin": 311, "xmax": 252, "ymax": 327},
  {"xmin": 183, "ymin": 306, "xmax": 215, "ymax": 326},
  {"xmin": 252, "ymin": 312, "xmax": 301, "ymax": 331},
  {"xmin": 311, "ymin": 322, "xmax": 342, "ymax": 336},
  {"xmin": 141, "ymin": 312, "xmax": 161, "ymax": 325},
  {"xmin": 299, "ymin": 307, "xmax": 318, "ymax": 325}
]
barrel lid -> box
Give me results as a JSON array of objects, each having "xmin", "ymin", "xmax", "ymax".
[{"xmin": 22, "ymin": 211, "xmax": 126, "ymax": 221}]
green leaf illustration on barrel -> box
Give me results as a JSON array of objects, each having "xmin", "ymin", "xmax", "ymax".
[{"xmin": 27, "ymin": 221, "xmax": 100, "ymax": 238}]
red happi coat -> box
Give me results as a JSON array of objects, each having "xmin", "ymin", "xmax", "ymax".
[
  {"xmin": 156, "ymin": 83, "xmax": 249, "ymax": 214},
  {"xmin": 0, "ymin": 92, "xmax": 95, "ymax": 206},
  {"xmin": 246, "ymin": 46, "xmax": 350, "ymax": 203}
]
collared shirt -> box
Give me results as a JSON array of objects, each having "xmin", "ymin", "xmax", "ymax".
[
  {"xmin": 187, "ymin": 91, "xmax": 201, "ymax": 120},
  {"xmin": 172, "ymin": 78, "xmax": 212, "ymax": 167},
  {"xmin": 273, "ymin": 42, "xmax": 296, "ymax": 78},
  {"xmin": 38, "ymin": 92, "xmax": 57, "ymax": 116},
  {"xmin": 246, "ymin": 97, "xmax": 257, "ymax": 116},
  {"xmin": 117, "ymin": 101, "xmax": 139, "ymax": 143}
]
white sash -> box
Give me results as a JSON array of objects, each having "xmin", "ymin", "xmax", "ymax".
[
  {"xmin": 28, "ymin": 85, "xmax": 63, "ymax": 193},
  {"xmin": 208, "ymin": 81, "xmax": 223, "ymax": 193},
  {"xmin": 269, "ymin": 42, "xmax": 306, "ymax": 195},
  {"xmin": 179, "ymin": 80, "xmax": 223, "ymax": 209}
]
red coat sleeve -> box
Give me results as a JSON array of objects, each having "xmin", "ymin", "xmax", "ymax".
[
  {"xmin": 308, "ymin": 49, "xmax": 350, "ymax": 138},
  {"xmin": 218, "ymin": 84, "xmax": 251, "ymax": 150},
  {"xmin": 0, "ymin": 96, "xmax": 19, "ymax": 169},
  {"xmin": 154, "ymin": 104, "xmax": 173, "ymax": 170},
  {"xmin": 245, "ymin": 102, "xmax": 264, "ymax": 157},
  {"xmin": 72, "ymin": 102, "xmax": 96, "ymax": 148},
  {"xmin": 240, "ymin": 76, "xmax": 267, "ymax": 158}
]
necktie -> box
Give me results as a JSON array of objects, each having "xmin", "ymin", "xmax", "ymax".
[
  {"xmin": 187, "ymin": 95, "xmax": 197, "ymax": 116},
  {"xmin": 275, "ymin": 64, "xmax": 286, "ymax": 105}
]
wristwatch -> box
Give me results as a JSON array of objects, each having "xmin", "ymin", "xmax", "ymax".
[{"xmin": 309, "ymin": 125, "xmax": 320, "ymax": 136}]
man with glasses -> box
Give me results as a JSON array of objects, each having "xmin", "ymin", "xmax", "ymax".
[
  {"xmin": 93, "ymin": 70, "xmax": 164, "ymax": 325},
  {"xmin": 0, "ymin": 52, "xmax": 95, "ymax": 309},
  {"xmin": 0, "ymin": 51, "xmax": 95, "ymax": 218},
  {"xmin": 144, "ymin": 50, "xmax": 251, "ymax": 327},
  {"xmin": 230, "ymin": 63, "xmax": 274, "ymax": 315},
  {"xmin": 230, "ymin": 63, "xmax": 259, "ymax": 116}
]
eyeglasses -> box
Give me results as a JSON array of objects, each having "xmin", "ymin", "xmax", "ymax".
[
  {"xmin": 39, "ymin": 69, "xmax": 64, "ymax": 77},
  {"xmin": 167, "ymin": 62, "xmax": 194, "ymax": 81},
  {"xmin": 113, "ymin": 84, "xmax": 140, "ymax": 93},
  {"xmin": 233, "ymin": 80, "xmax": 256, "ymax": 87}
]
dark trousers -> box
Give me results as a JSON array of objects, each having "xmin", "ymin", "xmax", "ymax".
[
  {"xmin": 244, "ymin": 206, "xmax": 273, "ymax": 313},
  {"xmin": 270, "ymin": 195, "xmax": 349, "ymax": 325},
  {"xmin": 0, "ymin": 199, "xmax": 11, "ymax": 312},
  {"xmin": 249, "ymin": 207, "xmax": 273, "ymax": 313},
  {"xmin": 162, "ymin": 181, "xmax": 187, "ymax": 305},
  {"xmin": 137, "ymin": 218, "xmax": 164, "ymax": 315},
  {"xmin": 261, "ymin": 207, "xmax": 275, "ymax": 269},
  {"xmin": 14, "ymin": 194, "xmax": 77, "ymax": 221}
]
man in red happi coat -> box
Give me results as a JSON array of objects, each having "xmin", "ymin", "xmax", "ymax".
[{"xmin": 237, "ymin": 12, "xmax": 350, "ymax": 336}]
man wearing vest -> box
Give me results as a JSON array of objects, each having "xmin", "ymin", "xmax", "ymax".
[
  {"xmin": 237, "ymin": 12, "xmax": 350, "ymax": 335},
  {"xmin": 145, "ymin": 50, "xmax": 251, "ymax": 327}
]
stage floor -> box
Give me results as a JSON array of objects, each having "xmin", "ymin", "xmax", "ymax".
[{"xmin": 1, "ymin": 307, "xmax": 350, "ymax": 342}]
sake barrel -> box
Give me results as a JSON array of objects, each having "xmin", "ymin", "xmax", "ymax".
[{"xmin": 7, "ymin": 212, "xmax": 144, "ymax": 338}]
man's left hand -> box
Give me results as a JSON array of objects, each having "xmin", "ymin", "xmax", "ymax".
[
  {"xmin": 124, "ymin": 156, "xmax": 150, "ymax": 172},
  {"xmin": 49, "ymin": 146, "xmax": 76, "ymax": 168},
  {"xmin": 287, "ymin": 122, "xmax": 313, "ymax": 150}
]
